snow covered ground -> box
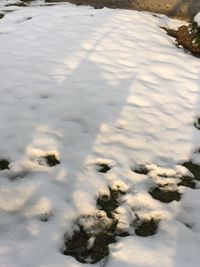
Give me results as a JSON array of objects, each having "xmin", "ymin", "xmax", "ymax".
[
  {"xmin": 194, "ymin": 12, "xmax": 200, "ymax": 26},
  {"xmin": 0, "ymin": 1, "xmax": 200, "ymax": 267}
]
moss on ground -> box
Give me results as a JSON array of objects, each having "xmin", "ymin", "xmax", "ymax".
[
  {"xmin": 149, "ymin": 187, "xmax": 181, "ymax": 203},
  {"xmin": 178, "ymin": 176, "xmax": 196, "ymax": 189},
  {"xmin": 97, "ymin": 188, "xmax": 125, "ymax": 218},
  {"xmin": 135, "ymin": 218, "xmax": 159, "ymax": 237},
  {"xmin": 63, "ymin": 217, "xmax": 117, "ymax": 263},
  {"xmin": 182, "ymin": 161, "xmax": 200, "ymax": 181}
]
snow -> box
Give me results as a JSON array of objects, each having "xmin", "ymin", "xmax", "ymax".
[
  {"xmin": 194, "ymin": 12, "xmax": 200, "ymax": 26},
  {"xmin": 0, "ymin": 1, "xmax": 200, "ymax": 267}
]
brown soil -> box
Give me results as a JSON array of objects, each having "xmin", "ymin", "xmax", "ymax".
[
  {"xmin": 3, "ymin": 0, "xmax": 200, "ymax": 20},
  {"xmin": 44, "ymin": 0, "xmax": 200, "ymax": 20},
  {"xmin": 163, "ymin": 25, "xmax": 200, "ymax": 58}
]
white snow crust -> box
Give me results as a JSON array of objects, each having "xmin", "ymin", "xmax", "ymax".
[
  {"xmin": 0, "ymin": 2, "xmax": 200, "ymax": 267},
  {"xmin": 194, "ymin": 12, "xmax": 200, "ymax": 27}
]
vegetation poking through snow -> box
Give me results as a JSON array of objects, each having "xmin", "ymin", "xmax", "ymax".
[
  {"xmin": 190, "ymin": 21, "xmax": 200, "ymax": 45},
  {"xmin": 97, "ymin": 188, "xmax": 125, "ymax": 218},
  {"xmin": 162, "ymin": 25, "xmax": 200, "ymax": 57},
  {"xmin": 96, "ymin": 163, "xmax": 111, "ymax": 173},
  {"xmin": 0, "ymin": 159, "xmax": 10, "ymax": 170},
  {"xmin": 190, "ymin": 12, "xmax": 200, "ymax": 45},
  {"xmin": 182, "ymin": 160, "xmax": 200, "ymax": 181},
  {"xmin": 132, "ymin": 164, "xmax": 149, "ymax": 175},
  {"xmin": 63, "ymin": 185, "xmax": 160, "ymax": 263},
  {"xmin": 63, "ymin": 221, "xmax": 117, "ymax": 264},
  {"xmin": 62, "ymin": 186, "xmax": 123, "ymax": 264},
  {"xmin": 149, "ymin": 187, "xmax": 181, "ymax": 203},
  {"xmin": 135, "ymin": 218, "xmax": 159, "ymax": 237},
  {"xmin": 38, "ymin": 154, "xmax": 60, "ymax": 167},
  {"xmin": 178, "ymin": 176, "xmax": 196, "ymax": 189}
]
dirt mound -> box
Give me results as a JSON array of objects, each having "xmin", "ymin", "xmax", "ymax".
[{"xmin": 163, "ymin": 25, "xmax": 200, "ymax": 57}]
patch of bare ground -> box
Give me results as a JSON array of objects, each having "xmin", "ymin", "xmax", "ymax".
[
  {"xmin": 62, "ymin": 185, "xmax": 160, "ymax": 263},
  {"xmin": 149, "ymin": 187, "xmax": 181, "ymax": 203},
  {"xmin": 0, "ymin": 159, "xmax": 10, "ymax": 170},
  {"xmin": 162, "ymin": 25, "xmax": 200, "ymax": 57}
]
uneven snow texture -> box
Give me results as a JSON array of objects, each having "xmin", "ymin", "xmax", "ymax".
[
  {"xmin": 0, "ymin": 2, "xmax": 200, "ymax": 267},
  {"xmin": 194, "ymin": 12, "xmax": 200, "ymax": 26}
]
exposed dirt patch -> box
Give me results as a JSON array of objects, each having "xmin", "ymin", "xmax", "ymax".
[
  {"xmin": 0, "ymin": 14, "xmax": 4, "ymax": 20},
  {"xmin": 44, "ymin": 0, "xmax": 200, "ymax": 20},
  {"xmin": 63, "ymin": 184, "xmax": 161, "ymax": 263},
  {"xmin": 63, "ymin": 215, "xmax": 117, "ymax": 264},
  {"xmin": 182, "ymin": 161, "xmax": 200, "ymax": 181},
  {"xmin": 149, "ymin": 187, "xmax": 181, "ymax": 203},
  {"xmin": 178, "ymin": 176, "xmax": 196, "ymax": 189},
  {"xmin": 135, "ymin": 218, "xmax": 159, "ymax": 237},
  {"xmin": 63, "ymin": 186, "xmax": 125, "ymax": 263},
  {"xmin": 38, "ymin": 154, "xmax": 60, "ymax": 167},
  {"xmin": 162, "ymin": 25, "xmax": 200, "ymax": 58},
  {"xmin": 96, "ymin": 163, "xmax": 111, "ymax": 173},
  {"xmin": 45, "ymin": 154, "xmax": 60, "ymax": 166},
  {"xmin": 97, "ymin": 187, "xmax": 125, "ymax": 218},
  {"xmin": 0, "ymin": 159, "xmax": 10, "ymax": 170},
  {"xmin": 63, "ymin": 225, "xmax": 91, "ymax": 263},
  {"xmin": 132, "ymin": 164, "xmax": 149, "ymax": 175}
]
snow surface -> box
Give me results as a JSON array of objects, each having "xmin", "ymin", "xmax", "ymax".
[
  {"xmin": 0, "ymin": 2, "xmax": 200, "ymax": 267},
  {"xmin": 194, "ymin": 12, "xmax": 200, "ymax": 26}
]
